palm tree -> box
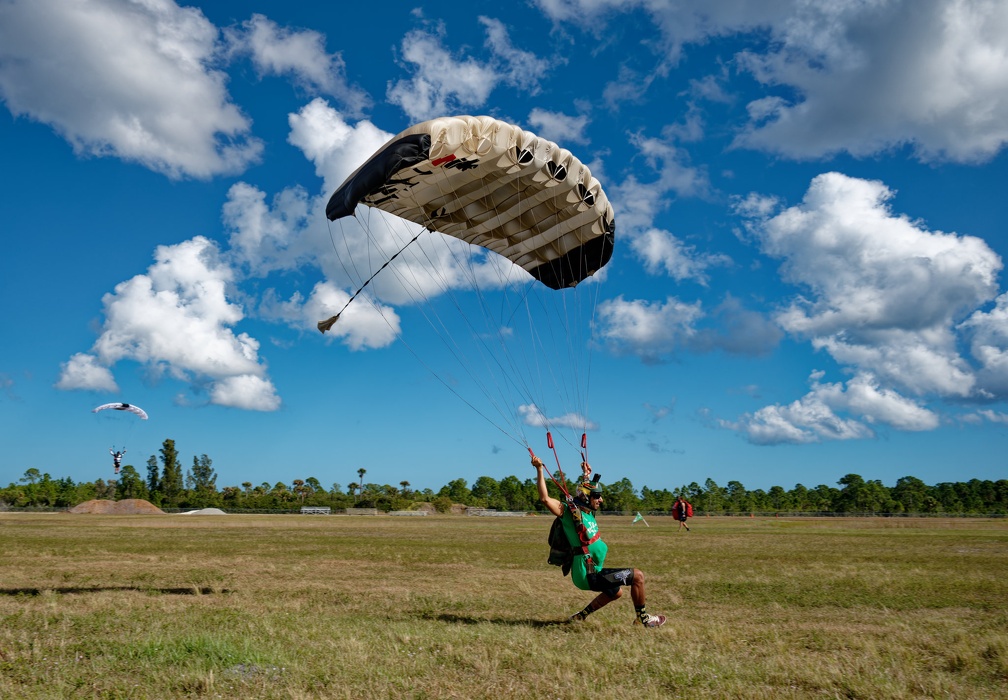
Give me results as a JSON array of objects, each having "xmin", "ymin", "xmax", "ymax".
[
  {"xmin": 400, "ymin": 480, "xmax": 411, "ymax": 498},
  {"xmin": 357, "ymin": 468, "xmax": 366, "ymax": 501}
]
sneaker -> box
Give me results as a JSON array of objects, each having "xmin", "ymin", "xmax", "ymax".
[{"xmin": 636, "ymin": 613, "xmax": 666, "ymax": 628}]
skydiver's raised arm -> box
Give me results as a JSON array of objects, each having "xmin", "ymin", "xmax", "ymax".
[{"xmin": 532, "ymin": 455, "xmax": 564, "ymax": 517}]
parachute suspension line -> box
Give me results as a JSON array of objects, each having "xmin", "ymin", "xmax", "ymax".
[
  {"xmin": 580, "ymin": 258, "xmax": 607, "ymax": 465},
  {"xmin": 343, "ymin": 206, "xmax": 531, "ymax": 446},
  {"xmin": 376, "ymin": 211, "xmax": 526, "ymax": 439},
  {"xmin": 371, "ymin": 170, "xmax": 540, "ymax": 443},
  {"xmin": 391, "ymin": 324, "xmax": 528, "ymax": 448},
  {"xmin": 326, "ymin": 210, "xmax": 528, "ymax": 447},
  {"xmin": 318, "ymin": 221, "xmax": 427, "ymax": 333}
]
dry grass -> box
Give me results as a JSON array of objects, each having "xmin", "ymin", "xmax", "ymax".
[{"xmin": 1, "ymin": 513, "xmax": 1005, "ymax": 699}]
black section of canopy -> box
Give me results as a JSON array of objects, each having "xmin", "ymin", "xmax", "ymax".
[
  {"xmin": 529, "ymin": 227, "xmax": 615, "ymax": 290},
  {"xmin": 326, "ymin": 133, "xmax": 431, "ymax": 221}
]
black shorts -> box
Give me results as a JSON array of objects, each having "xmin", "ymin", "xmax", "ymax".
[
  {"xmin": 678, "ymin": 514, "xmax": 688, "ymax": 522},
  {"xmin": 586, "ymin": 567, "xmax": 635, "ymax": 598}
]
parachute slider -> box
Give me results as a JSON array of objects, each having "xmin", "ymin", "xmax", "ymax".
[{"xmin": 317, "ymin": 314, "xmax": 340, "ymax": 334}]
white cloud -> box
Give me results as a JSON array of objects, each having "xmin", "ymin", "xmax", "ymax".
[
  {"xmin": 222, "ymin": 181, "xmax": 313, "ymax": 277},
  {"xmin": 717, "ymin": 169, "xmax": 1008, "ymax": 441},
  {"xmin": 821, "ymin": 372, "xmax": 940, "ymax": 432},
  {"xmin": 960, "ymin": 293, "xmax": 1008, "ymax": 398},
  {"xmin": 535, "ymin": 0, "xmax": 1008, "ymax": 163},
  {"xmin": 0, "ymin": 0, "xmax": 262, "ymax": 178},
  {"xmin": 518, "ymin": 403, "xmax": 598, "ymax": 431},
  {"xmin": 260, "ymin": 282, "xmax": 400, "ymax": 351},
  {"xmin": 749, "ymin": 172, "xmax": 999, "ymax": 397},
  {"xmin": 287, "ymin": 98, "xmax": 394, "ymax": 192},
  {"xmin": 55, "ymin": 353, "xmax": 119, "ymax": 392},
  {"xmin": 724, "ymin": 370, "xmax": 937, "ymax": 445},
  {"xmin": 387, "ymin": 26, "xmax": 501, "ymax": 122},
  {"xmin": 223, "ymin": 14, "xmax": 370, "ymax": 116},
  {"xmin": 974, "ymin": 409, "xmax": 1008, "ymax": 425},
  {"xmin": 724, "ymin": 394, "xmax": 874, "ymax": 446},
  {"xmin": 209, "ymin": 374, "xmax": 280, "ymax": 412},
  {"xmin": 596, "ymin": 295, "xmax": 703, "ymax": 362},
  {"xmin": 387, "ymin": 18, "xmax": 551, "ymax": 122},
  {"xmin": 735, "ymin": 0, "xmax": 1008, "ymax": 163},
  {"xmin": 631, "ymin": 228, "xmax": 730, "ymax": 285},
  {"xmin": 527, "ymin": 108, "xmax": 590, "ymax": 145},
  {"xmin": 813, "ymin": 332, "xmax": 975, "ymax": 399},
  {"xmin": 478, "ymin": 16, "xmax": 553, "ymax": 91},
  {"xmin": 57, "ymin": 236, "xmax": 281, "ymax": 411}
]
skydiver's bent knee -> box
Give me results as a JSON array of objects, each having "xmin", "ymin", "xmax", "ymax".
[{"xmin": 586, "ymin": 567, "xmax": 635, "ymax": 597}]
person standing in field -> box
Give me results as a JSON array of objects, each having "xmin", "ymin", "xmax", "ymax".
[
  {"xmin": 673, "ymin": 496, "xmax": 692, "ymax": 531},
  {"xmin": 533, "ymin": 455, "xmax": 667, "ymax": 628}
]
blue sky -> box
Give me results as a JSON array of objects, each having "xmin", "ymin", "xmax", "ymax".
[{"xmin": 3, "ymin": 0, "xmax": 1008, "ymax": 494}]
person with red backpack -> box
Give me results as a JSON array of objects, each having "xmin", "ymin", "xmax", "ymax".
[{"xmin": 673, "ymin": 496, "xmax": 693, "ymax": 531}]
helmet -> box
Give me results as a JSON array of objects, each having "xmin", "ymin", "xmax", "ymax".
[{"xmin": 577, "ymin": 480, "xmax": 603, "ymax": 499}]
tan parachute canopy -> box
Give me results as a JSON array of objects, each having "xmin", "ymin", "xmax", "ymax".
[
  {"xmin": 325, "ymin": 115, "xmax": 615, "ymax": 293},
  {"xmin": 318, "ymin": 116, "xmax": 614, "ymax": 455}
]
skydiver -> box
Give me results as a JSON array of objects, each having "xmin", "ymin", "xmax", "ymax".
[
  {"xmin": 110, "ymin": 448, "xmax": 125, "ymax": 475},
  {"xmin": 533, "ymin": 455, "xmax": 667, "ymax": 628}
]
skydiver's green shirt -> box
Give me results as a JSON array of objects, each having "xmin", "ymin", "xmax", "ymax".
[{"xmin": 561, "ymin": 502, "xmax": 608, "ymax": 591}]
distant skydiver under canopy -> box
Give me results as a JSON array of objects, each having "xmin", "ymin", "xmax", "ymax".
[{"xmin": 110, "ymin": 449, "xmax": 125, "ymax": 475}]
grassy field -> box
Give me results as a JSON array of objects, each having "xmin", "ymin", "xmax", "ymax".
[{"xmin": 1, "ymin": 512, "xmax": 1006, "ymax": 699}]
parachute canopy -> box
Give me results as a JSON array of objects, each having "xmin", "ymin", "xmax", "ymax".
[
  {"xmin": 326, "ymin": 115, "xmax": 615, "ymax": 291},
  {"xmin": 92, "ymin": 402, "xmax": 148, "ymax": 420}
]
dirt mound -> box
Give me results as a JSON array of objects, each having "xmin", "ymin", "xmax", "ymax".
[
  {"xmin": 68, "ymin": 499, "xmax": 165, "ymax": 514},
  {"xmin": 179, "ymin": 508, "xmax": 227, "ymax": 515}
]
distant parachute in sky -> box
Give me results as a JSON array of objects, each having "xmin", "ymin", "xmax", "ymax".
[
  {"xmin": 92, "ymin": 402, "xmax": 149, "ymax": 420},
  {"xmin": 318, "ymin": 115, "xmax": 616, "ymax": 461},
  {"xmin": 92, "ymin": 402, "xmax": 148, "ymax": 474}
]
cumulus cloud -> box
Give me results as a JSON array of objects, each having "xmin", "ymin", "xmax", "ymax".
[
  {"xmin": 519, "ymin": 403, "xmax": 598, "ymax": 431},
  {"xmin": 387, "ymin": 18, "xmax": 551, "ymax": 121},
  {"xmin": 259, "ymin": 282, "xmax": 400, "ymax": 351},
  {"xmin": 720, "ymin": 170, "xmax": 1008, "ymax": 443},
  {"xmin": 630, "ymin": 228, "xmax": 730, "ymax": 285},
  {"xmin": 534, "ymin": 0, "xmax": 1008, "ymax": 163},
  {"xmin": 223, "ymin": 13, "xmax": 370, "ymax": 116},
  {"xmin": 606, "ymin": 127, "xmax": 717, "ymax": 293},
  {"xmin": 56, "ymin": 236, "xmax": 281, "ymax": 411},
  {"xmin": 734, "ymin": 0, "xmax": 1008, "ymax": 163},
  {"xmin": 749, "ymin": 172, "xmax": 999, "ymax": 398},
  {"xmin": 960, "ymin": 293, "xmax": 1008, "ymax": 398},
  {"xmin": 287, "ymin": 98, "xmax": 394, "ymax": 192},
  {"xmin": 0, "ymin": 0, "xmax": 262, "ymax": 179},
  {"xmin": 527, "ymin": 108, "xmax": 590, "ymax": 145},
  {"xmin": 222, "ymin": 181, "xmax": 313, "ymax": 277},
  {"xmin": 55, "ymin": 353, "xmax": 119, "ymax": 392},
  {"xmin": 723, "ymin": 370, "xmax": 937, "ymax": 445},
  {"xmin": 596, "ymin": 295, "xmax": 703, "ymax": 363}
]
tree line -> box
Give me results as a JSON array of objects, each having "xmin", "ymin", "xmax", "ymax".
[{"xmin": 4, "ymin": 438, "xmax": 1007, "ymax": 515}]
